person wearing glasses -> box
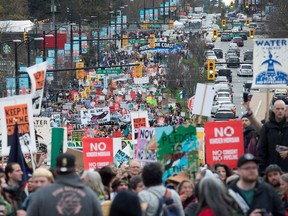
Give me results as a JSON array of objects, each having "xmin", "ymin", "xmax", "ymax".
[{"xmin": 228, "ymin": 153, "xmax": 285, "ymax": 216}]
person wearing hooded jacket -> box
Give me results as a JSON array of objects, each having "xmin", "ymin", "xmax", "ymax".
[
  {"xmin": 27, "ymin": 154, "xmax": 103, "ymax": 216},
  {"xmin": 258, "ymin": 100, "xmax": 288, "ymax": 174}
]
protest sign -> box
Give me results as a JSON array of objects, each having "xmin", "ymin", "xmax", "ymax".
[
  {"xmin": 80, "ymin": 107, "xmax": 111, "ymax": 125},
  {"xmin": 33, "ymin": 117, "xmax": 51, "ymax": 153},
  {"xmin": 51, "ymin": 127, "xmax": 67, "ymax": 168},
  {"xmin": 82, "ymin": 138, "xmax": 121, "ymax": 169},
  {"xmin": 204, "ymin": 120, "xmax": 244, "ymax": 169},
  {"xmin": 196, "ymin": 127, "xmax": 205, "ymax": 166},
  {"xmin": 137, "ymin": 127, "xmax": 157, "ymax": 162},
  {"xmin": 192, "ymin": 83, "xmax": 214, "ymax": 116},
  {"xmin": 26, "ymin": 62, "xmax": 47, "ymax": 116},
  {"xmin": 0, "ymin": 95, "xmax": 36, "ymax": 155},
  {"xmin": 130, "ymin": 111, "xmax": 149, "ymax": 140},
  {"xmin": 155, "ymin": 124, "xmax": 199, "ymax": 182},
  {"xmin": 121, "ymin": 140, "xmax": 134, "ymax": 158},
  {"xmin": 114, "ymin": 149, "xmax": 130, "ymax": 168},
  {"xmin": 70, "ymin": 130, "xmax": 85, "ymax": 149}
]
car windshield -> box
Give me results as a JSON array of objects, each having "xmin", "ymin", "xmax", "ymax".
[
  {"xmin": 215, "ymin": 112, "xmax": 235, "ymax": 119},
  {"xmin": 229, "ymin": 58, "xmax": 239, "ymax": 62},
  {"xmin": 242, "ymin": 65, "xmax": 252, "ymax": 69}
]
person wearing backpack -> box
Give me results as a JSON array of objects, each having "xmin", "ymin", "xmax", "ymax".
[{"xmin": 138, "ymin": 162, "xmax": 185, "ymax": 216}]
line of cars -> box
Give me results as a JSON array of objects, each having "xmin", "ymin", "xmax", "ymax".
[{"xmin": 211, "ymin": 77, "xmax": 238, "ymax": 121}]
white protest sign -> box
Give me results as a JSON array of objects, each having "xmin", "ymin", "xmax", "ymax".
[
  {"xmin": 252, "ymin": 38, "xmax": 288, "ymax": 89},
  {"xmin": 192, "ymin": 83, "xmax": 215, "ymax": 117}
]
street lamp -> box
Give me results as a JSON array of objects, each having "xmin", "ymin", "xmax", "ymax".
[{"xmin": 13, "ymin": 39, "xmax": 22, "ymax": 95}]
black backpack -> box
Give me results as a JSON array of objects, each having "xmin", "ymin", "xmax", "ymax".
[{"xmin": 150, "ymin": 189, "xmax": 181, "ymax": 216}]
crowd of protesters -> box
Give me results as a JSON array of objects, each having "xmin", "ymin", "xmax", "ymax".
[{"xmin": 0, "ymin": 151, "xmax": 288, "ymax": 216}]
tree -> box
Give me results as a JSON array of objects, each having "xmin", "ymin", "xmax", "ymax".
[{"xmin": 0, "ymin": 0, "xmax": 29, "ymax": 20}]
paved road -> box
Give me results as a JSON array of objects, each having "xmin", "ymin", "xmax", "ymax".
[{"xmin": 214, "ymin": 37, "xmax": 254, "ymax": 118}]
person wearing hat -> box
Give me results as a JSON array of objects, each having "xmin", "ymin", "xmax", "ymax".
[
  {"xmin": 241, "ymin": 113, "xmax": 255, "ymax": 153},
  {"xmin": 264, "ymin": 164, "xmax": 283, "ymax": 197},
  {"xmin": 27, "ymin": 153, "xmax": 103, "ymax": 216},
  {"xmin": 228, "ymin": 153, "xmax": 285, "ymax": 216}
]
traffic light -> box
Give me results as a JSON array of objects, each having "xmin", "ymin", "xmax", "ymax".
[
  {"xmin": 186, "ymin": 3, "xmax": 190, "ymax": 11},
  {"xmin": 246, "ymin": 18, "xmax": 250, "ymax": 26},
  {"xmin": 249, "ymin": 28, "xmax": 255, "ymax": 39},
  {"xmin": 212, "ymin": 29, "xmax": 218, "ymax": 41},
  {"xmin": 149, "ymin": 34, "xmax": 155, "ymax": 48},
  {"xmin": 169, "ymin": 20, "xmax": 174, "ymax": 29},
  {"xmin": 207, "ymin": 59, "xmax": 216, "ymax": 81},
  {"xmin": 76, "ymin": 62, "xmax": 84, "ymax": 79},
  {"xmin": 23, "ymin": 31, "xmax": 27, "ymax": 42},
  {"xmin": 230, "ymin": 1, "xmax": 234, "ymax": 9},
  {"xmin": 122, "ymin": 34, "xmax": 129, "ymax": 47},
  {"xmin": 134, "ymin": 61, "xmax": 143, "ymax": 78},
  {"xmin": 142, "ymin": 20, "xmax": 149, "ymax": 29},
  {"xmin": 221, "ymin": 19, "xmax": 226, "ymax": 27},
  {"xmin": 245, "ymin": 2, "xmax": 249, "ymax": 9}
]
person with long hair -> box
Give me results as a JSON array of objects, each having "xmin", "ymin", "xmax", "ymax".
[
  {"xmin": 280, "ymin": 173, "xmax": 288, "ymax": 215},
  {"xmin": 81, "ymin": 170, "xmax": 107, "ymax": 202},
  {"xmin": 196, "ymin": 177, "xmax": 240, "ymax": 216},
  {"xmin": 213, "ymin": 163, "xmax": 234, "ymax": 184},
  {"xmin": 177, "ymin": 179, "xmax": 195, "ymax": 209}
]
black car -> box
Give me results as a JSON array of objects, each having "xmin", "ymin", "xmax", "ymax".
[
  {"xmin": 227, "ymin": 56, "xmax": 240, "ymax": 68},
  {"xmin": 218, "ymin": 69, "xmax": 232, "ymax": 83},
  {"xmin": 214, "ymin": 111, "xmax": 237, "ymax": 121},
  {"xmin": 239, "ymin": 32, "xmax": 248, "ymax": 40},
  {"xmin": 244, "ymin": 50, "xmax": 253, "ymax": 62},
  {"xmin": 213, "ymin": 48, "xmax": 224, "ymax": 59}
]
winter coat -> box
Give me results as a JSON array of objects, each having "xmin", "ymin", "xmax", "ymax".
[
  {"xmin": 228, "ymin": 179, "xmax": 285, "ymax": 216},
  {"xmin": 258, "ymin": 112, "xmax": 288, "ymax": 173},
  {"xmin": 27, "ymin": 172, "xmax": 103, "ymax": 216}
]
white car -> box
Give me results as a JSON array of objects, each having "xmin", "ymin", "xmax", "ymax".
[
  {"xmin": 237, "ymin": 64, "xmax": 253, "ymax": 77},
  {"xmin": 211, "ymin": 100, "xmax": 233, "ymax": 116}
]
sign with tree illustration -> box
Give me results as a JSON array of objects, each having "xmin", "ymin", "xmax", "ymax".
[{"xmin": 155, "ymin": 124, "xmax": 199, "ymax": 182}]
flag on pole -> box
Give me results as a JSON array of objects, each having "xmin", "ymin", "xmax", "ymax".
[{"xmin": 7, "ymin": 124, "xmax": 32, "ymax": 186}]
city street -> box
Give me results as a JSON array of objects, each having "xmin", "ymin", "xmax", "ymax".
[{"xmin": 214, "ymin": 36, "xmax": 254, "ymax": 118}]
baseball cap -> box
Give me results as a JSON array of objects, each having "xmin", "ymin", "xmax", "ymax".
[
  {"xmin": 237, "ymin": 153, "xmax": 259, "ymax": 168},
  {"xmin": 55, "ymin": 153, "xmax": 76, "ymax": 173}
]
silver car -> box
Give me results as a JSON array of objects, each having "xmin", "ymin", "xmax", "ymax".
[{"xmin": 237, "ymin": 64, "xmax": 253, "ymax": 77}]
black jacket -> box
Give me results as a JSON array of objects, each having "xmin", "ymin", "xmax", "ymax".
[
  {"xmin": 228, "ymin": 179, "xmax": 285, "ymax": 216},
  {"xmin": 258, "ymin": 113, "xmax": 288, "ymax": 173},
  {"xmin": 243, "ymin": 125, "xmax": 255, "ymax": 152}
]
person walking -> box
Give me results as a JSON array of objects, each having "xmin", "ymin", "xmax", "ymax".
[
  {"xmin": 27, "ymin": 153, "xmax": 103, "ymax": 216},
  {"xmin": 228, "ymin": 153, "xmax": 285, "ymax": 216}
]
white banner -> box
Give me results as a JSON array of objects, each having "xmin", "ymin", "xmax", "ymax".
[
  {"xmin": 134, "ymin": 77, "xmax": 149, "ymax": 84},
  {"xmin": 252, "ymin": 39, "xmax": 288, "ymax": 89},
  {"xmin": 80, "ymin": 107, "xmax": 111, "ymax": 125},
  {"xmin": 33, "ymin": 117, "xmax": 51, "ymax": 153},
  {"xmin": 27, "ymin": 62, "xmax": 48, "ymax": 116},
  {"xmin": 0, "ymin": 95, "xmax": 36, "ymax": 155}
]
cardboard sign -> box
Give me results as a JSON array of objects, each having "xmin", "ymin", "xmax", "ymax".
[
  {"xmin": 33, "ymin": 117, "xmax": 51, "ymax": 153},
  {"xmin": 155, "ymin": 124, "xmax": 199, "ymax": 182},
  {"xmin": 82, "ymin": 138, "xmax": 121, "ymax": 169},
  {"xmin": 130, "ymin": 111, "xmax": 149, "ymax": 140},
  {"xmin": 192, "ymin": 83, "xmax": 215, "ymax": 116},
  {"xmin": 0, "ymin": 95, "xmax": 36, "ymax": 155},
  {"xmin": 26, "ymin": 62, "xmax": 47, "ymax": 116},
  {"xmin": 71, "ymin": 130, "xmax": 84, "ymax": 148},
  {"xmin": 137, "ymin": 127, "xmax": 157, "ymax": 162},
  {"xmin": 204, "ymin": 120, "xmax": 244, "ymax": 169}
]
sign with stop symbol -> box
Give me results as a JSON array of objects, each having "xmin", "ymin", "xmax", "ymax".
[{"xmin": 187, "ymin": 95, "xmax": 195, "ymax": 111}]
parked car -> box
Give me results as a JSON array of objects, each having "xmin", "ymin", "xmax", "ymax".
[
  {"xmin": 214, "ymin": 92, "xmax": 233, "ymax": 102},
  {"xmin": 239, "ymin": 32, "xmax": 247, "ymax": 40},
  {"xmin": 213, "ymin": 83, "xmax": 233, "ymax": 93},
  {"xmin": 232, "ymin": 37, "xmax": 244, "ymax": 47},
  {"xmin": 227, "ymin": 56, "xmax": 240, "ymax": 68},
  {"xmin": 225, "ymin": 51, "xmax": 238, "ymax": 62},
  {"xmin": 237, "ymin": 64, "xmax": 253, "ymax": 76}
]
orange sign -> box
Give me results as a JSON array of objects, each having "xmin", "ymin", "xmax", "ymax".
[
  {"xmin": 133, "ymin": 118, "xmax": 147, "ymax": 129},
  {"xmin": 5, "ymin": 104, "xmax": 30, "ymax": 136},
  {"xmin": 33, "ymin": 70, "xmax": 45, "ymax": 90}
]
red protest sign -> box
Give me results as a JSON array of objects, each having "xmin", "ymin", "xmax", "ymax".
[
  {"xmin": 204, "ymin": 120, "xmax": 244, "ymax": 169},
  {"xmin": 82, "ymin": 138, "xmax": 114, "ymax": 169}
]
